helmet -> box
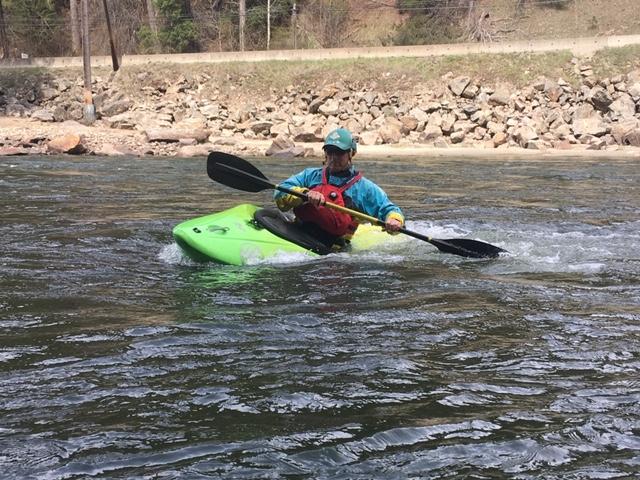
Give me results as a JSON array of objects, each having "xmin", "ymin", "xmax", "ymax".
[{"xmin": 323, "ymin": 128, "xmax": 357, "ymax": 154}]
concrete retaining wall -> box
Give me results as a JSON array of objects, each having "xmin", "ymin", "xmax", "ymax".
[{"xmin": 2, "ymin": 34, "xmax": 640, "ymax": 70}]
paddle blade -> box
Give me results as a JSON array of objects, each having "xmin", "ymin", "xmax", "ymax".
[
  {"xmin": 432, "ymin": 238, "xmax": 506, "ymax": 259},
  {"xmin": 207, "ymin": 151, "xmax": 274, "ymax": 193}
]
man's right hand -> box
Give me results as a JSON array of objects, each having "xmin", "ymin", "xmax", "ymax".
[{"xmin": 306, "ymin": 190, "xmax": 325, "ymax": 206}]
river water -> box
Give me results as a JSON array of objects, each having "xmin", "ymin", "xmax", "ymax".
[{"xmin": 1, "ymin": 154, "xmax": 639, "ymax": 479}]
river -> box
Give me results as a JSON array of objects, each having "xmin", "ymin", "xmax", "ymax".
[{"xmin": 1, "ymin": 154, "xmax": 639, "ymax": 479}]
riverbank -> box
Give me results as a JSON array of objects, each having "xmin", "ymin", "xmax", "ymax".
[
  {"xmin": 1, "ymin": 52, "xmax": 639, "ymax": 159},
  {"xmin": 1, "ymin": 116, "xmax": 640, "ymax": 160},
  {"xmin": 2, "ymin": 116, "xmax": 640, "ymax": 160}
]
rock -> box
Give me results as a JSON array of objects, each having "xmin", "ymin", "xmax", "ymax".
[
  {"xmin": 52, "ymin": 106, "xmax": 67, "ymax": 122},
  {"xmin": 145, "ymin": 128, "xmax": 209, "ymax": 143},
  {"xmin": 267, "ymin": 145, "xmax": 306, "ymax": 158},
  {"xmin": 358, "ymin": 130, "xmax": 381, "ymax": 146},
  {"xmin": 344, "ymin": 117, "xmax": 363, "ymax": 134},
  {"xmin": 450, "ymin": 131, "xmax": 466, "ymax": 144},
  {"xmin": 6, "ymin": 103, "xmax": 29, "ymax": 117},
  {"xmin": 609, "ymin": 94, "xmax": 636, "ymax": 119},
  {"xmin": 419, "ymin": 125, "xmax": 443, "ymax": 143},
  {"xmin": 610, "ymin": 120, "xmax": 640, "ymax": 144},
  {"xmin": 0, "ymin": 146, "xmax": 30, "ymax": 155},
  {"xmin": 200, "ymin": 104, "xmax": 222, "ymax": 119},
  {"xmin": 292, "ymin": 124, "xmax": 324, "ymax": 143},
  {"xmin": 572, "ymin": 115, "xmax": 608, "ymax": 137},
  {"xmin": 399, "ymin": 116, "xmax": 418, "ymax": 132},
  {"xmin": 47, "ymin": 134, "xmax": 86, "ymax": 154},
  {"xmin": 318, "ymin": 98, "xmax": 340, "ymax": 116},
  {"xmin": 265, "ymin": 135, "xmax": 295, "ymax": 156},
  {"xmin": 492, "ymin": 131, "xmax": 508, "ymax": 147},
  {"xmin": 461, "ymin": 84, "xmax": 479, "ymax": 99},
  {"xmin": 31, "ymin": 109, "xmax": 55, "ymax": 122},
  {"xmin": 177, "ymin": 144, "xmax": 212, "ymax": 157},
  {"xmin": 470, "ymin": 110, "xmax": 491, "ymax": 127},
  {"xmin": 409, "ymin": 107, "xmax": 429, "ymax": 123},
  {"xmin": 270, "ymin": 122, "xmax": 291, "ymax": 137},
  {"xmin": 514, "ymin": 125, "xmax": 538, "ymax": 147},
  {"xmin": 101, "ymin": 99, "xmax": 133, "ymax": 117},
  {"xmin": 588, "ymin": 87, "xmax": 613, "ymax": 112},
  {"xmin": 448, "ymin": 76, "xmax": 471, "ymax": 97},
  {"xmin": 622, "ymin": 128, "xmax": 640, "ymax": 147},
  {"xmin": 212, "ymin": 137, "xmax": 238, "ymax": 146},
  {"xmin": 440, "ymin": 113, "xmax": 456, "ymax": 134},
  {"xmin": 378, "ymin": 121, "xmax": 402, "ymax": 144},
  {"xmin": 487, "ymin": 121, "xmax": 505, "ymax": 134},
  {"xmin": 95, "ymin": 143, "xmax": 139, "ymax": 156},
  {"xmin": 248, "ymin": 121, "xmax": 273, "ymax": 135},
  {"xmin": 104, "ymin": 111, "xmax": 143, "ymax": 129}
]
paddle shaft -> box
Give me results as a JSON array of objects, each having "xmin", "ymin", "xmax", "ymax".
[
  {"xmin": 211, "ymin": 158, "xmax": 505, "ymax": 258},
  {"xmin": 216, "ymin": 161, "xmax": 438, "ymax": 242},
  {"xmin": 276, "ymin": 184, "xmax": 437, "ymax": 241}
]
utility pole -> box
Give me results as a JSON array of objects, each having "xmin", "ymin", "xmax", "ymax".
[
  {"xmin": 102, "ymin": 0, "xmax": 119, "ymax": 71},
  {"xmin": 292, "ymin": 2, "xmax": 297, "ymax": 49},
  {"xmin": 239, "ymin": 0, "xmax": 245, "ymax": 51},
  {"xmin": 0, "ymin": 0, "xmax": 8, "ymax": 59},
  {"xmin": 80, "ymin": 0, "xmax": 95, "ymax": 124}
]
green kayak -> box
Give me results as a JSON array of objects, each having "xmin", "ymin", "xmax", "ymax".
[{"xmin": 172, "ymin": 203, "xmax": 400, "ymax": 265}]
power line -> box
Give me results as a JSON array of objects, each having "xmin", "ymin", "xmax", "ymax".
[{"xmin": 2, "ymin": 0, "xmax": 581, "ymax": 27}]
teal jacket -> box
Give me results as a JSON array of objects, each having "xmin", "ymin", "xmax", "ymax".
[{"xmin": 274, "ymin": 167, "xmax": 404, "ymax": 223}]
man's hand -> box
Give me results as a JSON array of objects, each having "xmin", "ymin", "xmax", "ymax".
[
  {"xmin": 384, "ymin": 217, "xmax": 403, "ymax": 233},
  {"xmin": 306, "ymin": 190, "xmax": 325, "ymax": 206}
]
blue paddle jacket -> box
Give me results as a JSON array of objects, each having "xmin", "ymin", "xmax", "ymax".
[{"xmin": 274, "ymin": 167, "xmax": 404, "ymax": 226}]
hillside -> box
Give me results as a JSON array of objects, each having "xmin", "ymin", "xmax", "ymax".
[{"xmin": 342, "ymin": 0, "xmax": 640, "ymax": 47}]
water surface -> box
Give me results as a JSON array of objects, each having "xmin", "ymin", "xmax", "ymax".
[{"xmin": 1, "ymin": 155, "xmax": 639, "ymax": 479}]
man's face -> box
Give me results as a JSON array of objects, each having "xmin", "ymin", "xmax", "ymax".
[{"xmin": 324, "ymin": 147, "xmax": 351, "ymax": 172}]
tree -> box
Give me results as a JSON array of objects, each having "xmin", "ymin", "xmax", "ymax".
[
  {"xmin": 0, "ymin": 0, "xmax": 8, "ymax": 58},
  {"xmin": 239, "ymin": 0, "xmax": 245, "ymax": 51},
  {"xmin": 4, "ymin": 0, "xmax": 66, "ymax": 56},
  {"xmin": 70, "ymin": 0, "xmax": 80, "ymax": 54},
  {"xmin": 138, "ymin": 0, "xmax": 198, "ymax": 53}
]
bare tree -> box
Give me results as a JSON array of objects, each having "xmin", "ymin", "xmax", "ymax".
[
  {"xmin": 239, "ymin": 0, "xmax": 245, "ymax": 51},
  {"xmin": 0, "ymin": 0, "xmax": 8, "ymax": 58},
  {"xmin": 145, "ymin": 0, "xmax": 161, "ymax": 52},
  {"xmin": 70, "ymin": 0, "xmax": 81, "ymax": 54},
  {"xmin": 297, "ymin": 0, "xmax": 351, "ymax": 48}
]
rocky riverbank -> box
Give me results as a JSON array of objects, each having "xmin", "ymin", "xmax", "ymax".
[{"xmin": 1, "ymin": 60, "xmax": 639, "ymax": 158}]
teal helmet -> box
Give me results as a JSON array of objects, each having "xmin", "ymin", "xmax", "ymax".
[{"xmin": 323, "ymin": 128, "xmax": 357, "ymax": 154}]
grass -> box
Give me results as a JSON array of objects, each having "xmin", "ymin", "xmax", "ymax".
[
  {"xmin": 590, "ymin": 45, "xmax": 640, "ymax": 78},
  {"xmin": 1, "ymin": 46, "xmax": 637, "ymax": 102}
]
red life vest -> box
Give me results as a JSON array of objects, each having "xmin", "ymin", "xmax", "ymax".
[{"xmin": 294, "ymin": 168, "xmax": 363, "ymax": 236}]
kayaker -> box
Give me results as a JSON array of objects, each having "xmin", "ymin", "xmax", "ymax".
[{"xmin": 274, "ymin": 127, "xmax": 404, "ymax": 247}]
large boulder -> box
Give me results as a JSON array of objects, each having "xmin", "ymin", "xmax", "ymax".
[
  {"xmin": 572, "ymin": 105, "xmax": 608, "ymax": 137},
  {"xmin": 609, "ymin": 94, "xmax": 636, "ymax": 119},
  {"xmin": 47, "ymin": 134, "xmax": 86, "ymax": 154}
]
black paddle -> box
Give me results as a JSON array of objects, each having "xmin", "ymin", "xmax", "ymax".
[{"xmin": 206, "ymin": 151, "xmax": 507, "ymax": 259}]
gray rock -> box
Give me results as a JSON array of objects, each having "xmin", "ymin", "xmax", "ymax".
[
  {"xmin": 419, "ymin": 125, "xmax": 443, "ymax": 143},
  {"xmin": 448, "ymin": 76, "xmax": 471, "ymax": 97},
  {"xmin": 318, "ymin": 99, "xmax": 340, "ymax": 116},
  {"xmin": 100, "ymin": 98, "xmax": 134, "ymax": 117},
  {"xmin": 31, "ymin": 109, "xmax": 55, "ymax": 122},
  {"xmin": 588, "ymin": 87, "xmax": 613, "ymax": 112},
  {"xmin": 609, "ymin": 94, "xmax": 636, "ymax": 119}
]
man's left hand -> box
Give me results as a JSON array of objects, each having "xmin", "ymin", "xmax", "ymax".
[{"xmin": 384, "ymin": 218, "xmax": 403, "ymax": 233}]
